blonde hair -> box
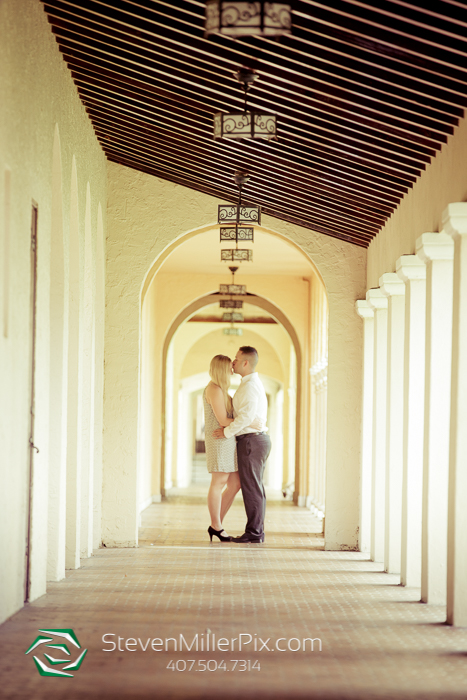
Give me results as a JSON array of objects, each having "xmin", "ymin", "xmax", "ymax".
[{"xmin": 209, "ymin": 355, "xmax": 233, "ymax": 414}]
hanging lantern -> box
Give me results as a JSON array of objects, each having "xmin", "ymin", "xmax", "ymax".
[
  {"xmin": 221, "ymin": 249, "xmax": 253, "ymax": 262},
  {"xmin": 219, "ymin": 283, "xmax": 247, "ymax": 295},
  {"xmin": 205, "ymin": 2, "xmax": 292, "ymax": 38},
  {"xmin": 218, "ymin": 170, "xmax": 261, "ymax": 228},
  {"xmin": 224, "ymin": 328, "xmax": 243, "ymax": 336},
  {"xmin": 214, "ymin": 112, "xmax": 277, "ymax": 141},
  {"xmin": 220, "ymin": 227, "xmax": 254, "ymax": 242},
  {"xmin": 223, "ymin": 312, "xmax": 244, "ymax": 322},
  {"xmin": 219, "ymin": 265, "xmax": 245, "ymax": 335},
  {"xmin": 218, "ymin": 205, "xmax": 261, "ymax": 226},
  {"xmin": 219, "ymin": 172, "xmax": 255, "ymax": 263},
  {"xmin": 219, "ymin": 268, "xmax": 245, "ymax": 307},
  {"xmin": 220, "ymin": 299, "xmax": 243, "ymax": 309},
  {"xmin": 213, "ymin": 68, "xmax": 277, "ymax": 142}
]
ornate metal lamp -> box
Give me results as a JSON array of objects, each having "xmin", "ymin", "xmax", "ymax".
[
  {"xmin": 220, "ymin": 226, "xmax": 254, "ymax": 242},
  {"xmin": 220, "ymin": 299, "xmax": 243, "ymax": 308},
  {"xmin": 213, "ymin": 68, "xmax": 277, "ymax": 141},
  {"xmin": 205, "ymin": 1, "xmax": 292, "ymax": 38},
  {"xmin": 221, "ymin": 249, "xmax": 253, "ymax": 261},
  {"xmin": 219, "ymin": 266, "xmax": 245, "ymax": 310},
  {"xmin": 221, "ymin": 267, "xmax": 245, "ymax": 335},
  {"xmin": 219, "ymin": 283, "xmax": 247, "ymax": 295},
  {"xmin": 223, "ymin": 312, "xmax": 244, "ymax": 322},
  {"xmin": 219, "ymin": 170, "xmax": 257, "ymax": 262}
]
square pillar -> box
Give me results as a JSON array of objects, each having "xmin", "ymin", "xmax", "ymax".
[
  {"xmin": 396, "ymin": 255, "xmax": 426, "ymax": 588},
  {"xmin": 355, "ymin": 300, "xmax": 374, "ymax": 554},
  {"xmin": 366, "ymin": 288, "xmax": 388, "ymax": 563},
  {"xmin": 380, "ymin": 273, "xmax": 405, "ymax": 575},
  {"xmin": 416, "ymin": 232, "xmax": 454, "ymax": 605},
  {"xmin": 443, "ymin": 203, "xmax": 467, "ymax": 625}
]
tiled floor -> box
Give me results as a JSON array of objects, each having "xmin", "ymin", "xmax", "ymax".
[{"xmin": 2, "ymin": 490, "xmax": 467, "ymax": 699}]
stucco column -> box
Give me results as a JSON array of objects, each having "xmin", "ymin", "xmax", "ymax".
[
  {"xmin": 355, "ymin": 300, "xmax": 374, "ymax": 554},
  {"xmin": 416, "ymin": 232, "xmax": 454, "ymax": 605},
  {"xmin": 366, "ymin": 289, "xmax": 388, "ymax": 563},
  {"xmin": 379, "ymin": 273, "xmax": 405, "ymax": 575},
  {"xmin": 396, "ymin": 255, "xmax": 426, "ymax": 587},
  {"xmin": 102, "ymin": 294, "xmax": 140, "ymax": 547},
  {"xmin": 443, "ymin": 203, "xmax": 467, "ymax": 625}
]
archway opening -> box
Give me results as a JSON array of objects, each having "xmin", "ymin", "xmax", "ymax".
[
  {"xmin": 163, "ymin": 299, "xmax": 295, "ymax": 499},
  {"xmin": 139, "ymin": 225, "xmax": 328, "ymax": 525}
]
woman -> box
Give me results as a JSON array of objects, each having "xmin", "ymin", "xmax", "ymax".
[{"xmin": 203, "ymin": 355, "xmax": 241, "ymax": 542}]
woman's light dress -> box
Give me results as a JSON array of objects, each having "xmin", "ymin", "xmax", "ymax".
[{"xmin": 203, "ymin": 388, "xmax": 238, "ymax": 473}]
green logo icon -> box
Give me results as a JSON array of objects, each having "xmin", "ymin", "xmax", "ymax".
[{"xmin": 25, "ymin": 628, "xmax": 88, "ymax": 677}]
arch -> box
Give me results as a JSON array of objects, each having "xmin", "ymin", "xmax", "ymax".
[
  {"xmin": 163, "ymin": 294, "xmax": 301, "ymax": 366},
  {"xmin": 103, "ymin": 166, "xmax": 364, "ymax": 549},
  {"xmin": 170, "ymin": 325, "xmax": 288, "ymax": 492},
  {"xmin": 138, "ymin": 221, "xmax": 329, "ymax": 518},
  {"xmin": 159, "ymin": 293, "xmax": 302, "ymax": 498},
  {"xmin": 140, "ymin": 222, "xmax": 328, "ymax": 304}
]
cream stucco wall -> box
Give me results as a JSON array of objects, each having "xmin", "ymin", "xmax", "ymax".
[
  {"xmin": 368, "ymin": 116, "xmax": 467, "ymax": 288},
  {"xmin": 105, "ymin": 162, "xmax": 366, "ymax": 550},
  {"xmin": 0, "ymin": 0, "xmax": 107, "ymax": 623}
]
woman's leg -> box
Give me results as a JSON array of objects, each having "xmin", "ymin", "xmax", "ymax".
[
  {"xmin": 207, "ymin": 472, "xmax": 230, "ymax": 530},
  {"xmin": 220, "ymin": 471, "xmax": 241, "ymax": 524}
]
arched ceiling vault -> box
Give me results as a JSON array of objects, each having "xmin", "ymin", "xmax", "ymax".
[{"xmin": 41, "ymin": 0, "xmax": 467, "ymax": 248}]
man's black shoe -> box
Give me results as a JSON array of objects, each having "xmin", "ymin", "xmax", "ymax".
[{"xmin": 232, "ymin": 533, "xmax": 264, "ymax": 543}]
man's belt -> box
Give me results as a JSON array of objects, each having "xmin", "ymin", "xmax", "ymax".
[{"xmin": 236, "ymin": 432, "xmax": 266, "ymax": 441}]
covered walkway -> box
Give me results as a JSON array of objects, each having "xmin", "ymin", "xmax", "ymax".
[
  {"xmin": 4, "ymin": 3, "xmax": 467, "ymax": 698},
  {"xmin": 3, "ymin": 496, "xmax": 467, "ymax": 699}
]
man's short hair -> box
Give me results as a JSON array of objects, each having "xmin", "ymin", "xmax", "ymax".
[{"xmin": 239, "ymin": 346, "xmax": 259, "ymax": 369}]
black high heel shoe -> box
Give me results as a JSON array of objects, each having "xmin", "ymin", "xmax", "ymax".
[{"xmin": 208, "ymin": 526, "xmax": 232, "ymax": 542}]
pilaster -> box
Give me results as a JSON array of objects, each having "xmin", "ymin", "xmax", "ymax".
[
  {"xmin": 366, "ymin": 289, "xmax": 388, "ymax": 563},
  {"xmin": 396, "ymin": 255, "xmax": 426, "ymax": 588},
  {"xmin": 443, "ymin": 203, "xmax": 467, "ymax": 625},
  {"xmin": 379, "ymin": 273, "xmax": 405, "ymax": 576},
  {"xmin": 416, "ymin": 232, "xmax": 454, "ymax": 605},
  {"xmin": 355, "ymin": 300, "xmax": 375, "ymax": 554}
]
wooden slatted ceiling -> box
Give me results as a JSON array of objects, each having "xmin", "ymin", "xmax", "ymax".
[{"xmin": 41, "ymin": 0, "xmax": 467, "ymax": 248}]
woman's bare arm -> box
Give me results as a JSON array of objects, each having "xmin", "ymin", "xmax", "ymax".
[{"xmin": 205, "ymin": 384, "xmax": 234, "ymax": 427}]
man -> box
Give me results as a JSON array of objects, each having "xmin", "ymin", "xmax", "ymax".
[{"xmin": 213, "ymin": 346, "xmax": 271, "ymax": 543}]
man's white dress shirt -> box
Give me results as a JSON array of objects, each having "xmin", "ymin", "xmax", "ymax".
[{"xmin": 224, "ymin": 372, "xmax": 268, "ymax": 439}]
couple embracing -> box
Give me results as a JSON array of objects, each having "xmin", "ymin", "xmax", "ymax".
[{"xmin": 203, "ymin": 346, "xmax": 271, "ymax": 544}]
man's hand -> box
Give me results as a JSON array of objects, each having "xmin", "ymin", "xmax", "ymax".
[{"xmin": 213, "ymin": 428, "xmax": 225, "ymax": 439}]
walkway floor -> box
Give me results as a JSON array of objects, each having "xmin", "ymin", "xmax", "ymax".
[{"xmin": 2, "ymin": 492, "xmax": 467, "ymax": 699}]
